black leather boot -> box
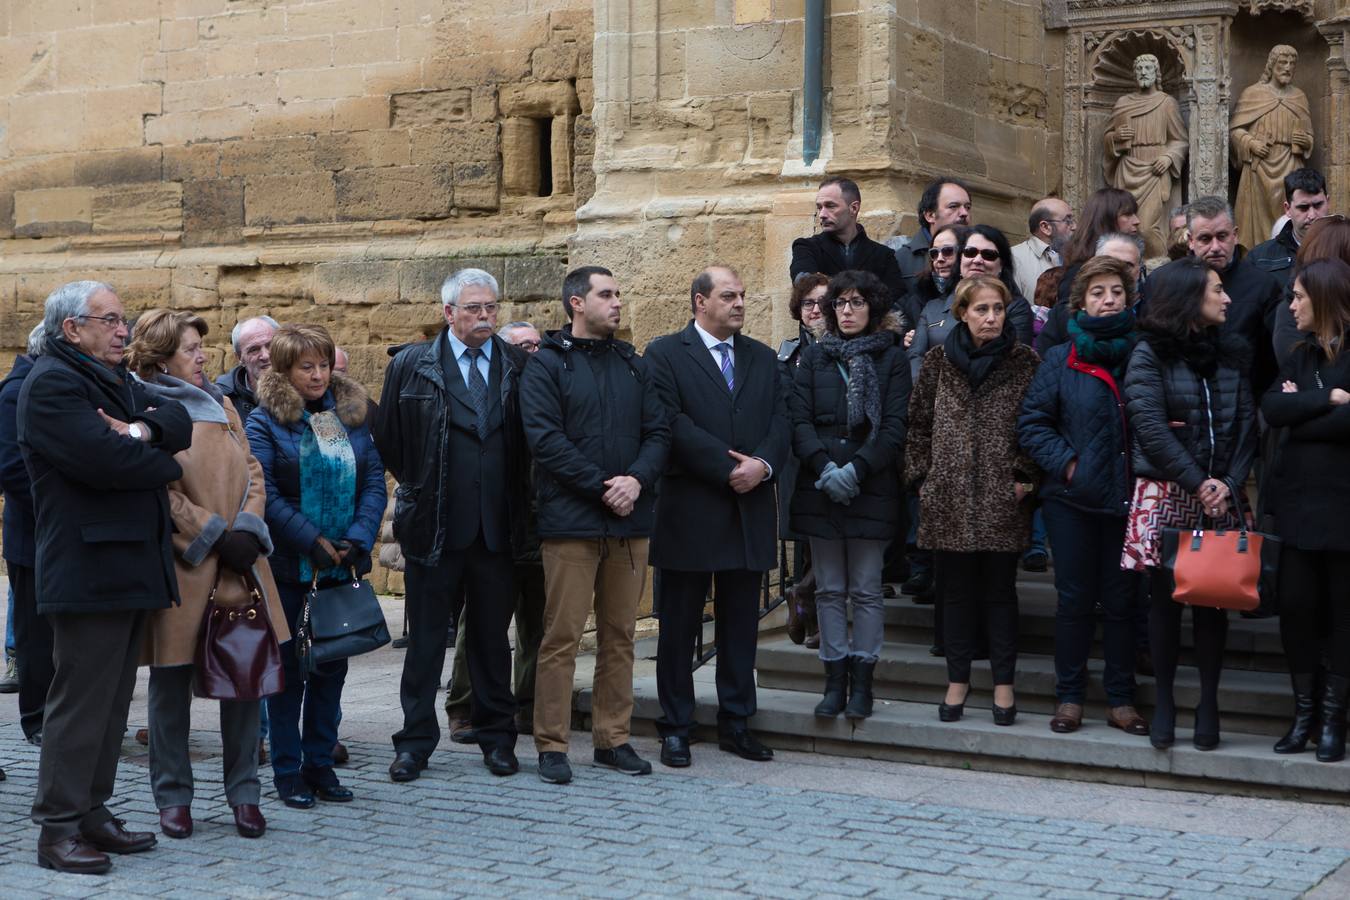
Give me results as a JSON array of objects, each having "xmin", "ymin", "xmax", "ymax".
[
  {"xmin": 844, "ymin": 657, "xmax": 876, "ymax": 721},
  {"xmin": 814, "ymin": 658, "xmax": 849, "ymax": 717},
  {"xmin": 1273, "ymin": 672, "xmax": 1319, "ymax": 754},
  {"xmin": 1316, "ymin": 674, "xmax": 1349, "ymax": 763}
]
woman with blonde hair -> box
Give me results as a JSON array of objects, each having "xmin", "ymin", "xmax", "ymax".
[{"xmin": 128, "ymin": 309, "xmax": 287, "ymax": 840}]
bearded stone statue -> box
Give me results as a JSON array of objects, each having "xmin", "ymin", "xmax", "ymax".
[
  {"xmin": 1230, "ymin": 45, "xmax": 1314, "ymax": 250},
  {"xmin": 1101, "ymin": 54, "xmax": 1189, "ymax": 259}
]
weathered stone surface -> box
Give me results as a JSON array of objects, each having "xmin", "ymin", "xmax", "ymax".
[
  {"xmin": 182, "ymin": 178, "xmax": 245, "ymax": 245},
  {"xmin": 91, "ymin": 183, "xmax": 183, "ymax": 233},
  {"xmin": 314, "ymin": 261, "xmax": 400, "ymax": 306},
  {"xmin": 315, "ymin": 131, "xmax": 411, "ymax": 171},
  {"xmin": 499, "ymin": 80, "xmax": 579, "ymax": 117},
  {"xmin": 335, "ymin": 166, "xmax": 452, "ymax": 221},
  {"xmin": 245, "ymin": 173, "xmax": 336, "ymax": 226},
  {"xmin": 13, "ymin": 186, "xmax": 94, "ymax": 237},
  {"xmin": 501, "ymin": 118, "xmax": 543, "ymax": 196},
  {"xmin": 218, "ymin": 265, "xmax": 314, "ymax": 307},
  {"xmin": 399, "ymin": 258, "xmax": 506, "ymax": 305},
  {"xmin": 503, "ymin": 255, "xmax": 566, "ymax": 303},
  {"xmin": 409, "ymin": 124, "xmax": 499, "ymax": 166},
  {"xmin": 219, "ymin": 138, "xmax": 319, "ymax": 178},
  {"xmin": 391, "ymin": 88, "xmax": 472, "ymax": 128},
  {"xmin": 73, "ymin": 148, "xmax": 163, "ymax": 187},
  {"xmin": 453, "ymin": 163, "xmax": 502, "ymax": 211}
]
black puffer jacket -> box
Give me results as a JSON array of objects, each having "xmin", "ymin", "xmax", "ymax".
[
  {"xmin": 789, "ymin": 324, "xmax": 910, "ymax": 540},
  {"xmin": 1123, "ymin": 331, "xmax": 1257, "ymax": 494},
  {"xmin": 520, "ymin": 327, "xmax": 670, "ymax": 540},
  {"xmin": 1246, "ymin": 220, "xmax": 1299, "ymax": 291},
  {"xmin": 1261, "ymin": 335, "xmax": 1350, "ymax": 551}
]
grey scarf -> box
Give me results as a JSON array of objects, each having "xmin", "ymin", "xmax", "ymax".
[
  {"xmin": 816, "ymin": 329, "xmax": 895, "ymax": 438},
  {"xmin": 136, "ymin": 372, "xmax": 229, "ymax": 424}
]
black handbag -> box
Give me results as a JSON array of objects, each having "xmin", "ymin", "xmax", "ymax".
[{"xmin": 295, "ymin": 570, "xmax": 391, "ymax": 678}]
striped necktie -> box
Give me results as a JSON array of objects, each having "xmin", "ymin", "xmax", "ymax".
[{"xmin": 715, "ymin": 342, "xmax": 734, "ymax": 392}]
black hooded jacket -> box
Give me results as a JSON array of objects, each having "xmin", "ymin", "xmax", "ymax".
[{"xmin": 519, "ymin": 326, "xmax": 671, "ymax": 540}]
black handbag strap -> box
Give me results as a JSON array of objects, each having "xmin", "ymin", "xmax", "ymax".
[{"xmin": 1221, "ymin": 476, "xmax": 1250, "ymax": 533}]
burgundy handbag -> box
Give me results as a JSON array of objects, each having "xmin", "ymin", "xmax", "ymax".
[{"xmin": 194, "ymin": 570, "xmax": 285, "ymax": 701}]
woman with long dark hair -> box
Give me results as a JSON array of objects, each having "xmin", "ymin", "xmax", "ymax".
[
  {"xmin": 906, "ymin": 224, "xmax": 968, "ymax": 381},
  {"xmin": 1121, "ymin": 257, "xmax": 1257, "ymax": 751},
  {"xmin": 790, "ymin": 270, "xmax": 910, "ymax": 720},
  {"xmin": 1262, "ymin": 257, "xmax": 1350, "ymax": 762},
  {"xmin": 1062, "ymin": 188, "xmax": 1142, "ymax": 270},
  {"xmin": 955, "ymin": 224, "xmax": 1034, "ymax": 346}
]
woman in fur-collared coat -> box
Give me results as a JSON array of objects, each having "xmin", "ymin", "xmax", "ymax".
[
  {"xmin": 245, "ymin": 324, "xmax": 386, "ymax": 810},
  {"xmin": 907, "ymin": 275, "xmax": 1040, "ymax": 728},
  {"xmin": 128, "ymin": 310, "xmax": 288, "ymax": 842}
]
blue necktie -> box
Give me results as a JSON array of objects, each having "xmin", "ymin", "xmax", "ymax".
[{"xmin": 716, "ymin": 342, "xmax": 734, "ymax": 392}]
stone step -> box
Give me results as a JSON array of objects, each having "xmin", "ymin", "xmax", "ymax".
[
  {"xmin": 581, "ymin": 678, "xmax": 1350, "ymax": 803},
  {"xmin": 756, "ymin": 638, "xmax": 1295, "ymax": 737},
  {"xmin": 877, "ymin": 574, "xmax": 1286, "ymax": 673}
]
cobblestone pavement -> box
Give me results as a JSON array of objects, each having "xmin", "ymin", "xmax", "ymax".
[{"xmin": 0, "ymin": 723, "xmax": 1346, "ymax": 898}]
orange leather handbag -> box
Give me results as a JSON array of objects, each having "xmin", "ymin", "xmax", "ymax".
[{"xmin": 1159, "ymin": 478, "xmax": 1280, "ymax": 612}]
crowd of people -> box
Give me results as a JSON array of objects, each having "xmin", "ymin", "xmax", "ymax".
[{"xmin": 0, "ymin": 166, "xmax": 1347, "ymax": 875}]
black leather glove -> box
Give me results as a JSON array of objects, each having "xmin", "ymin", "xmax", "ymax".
[
  {"xmin": 215, "ymin": 530, "xmax": 262, "ymax": 574},
  {"xmin": 308, "ymin": 538, "xmax": 339, "ymax": 570}
]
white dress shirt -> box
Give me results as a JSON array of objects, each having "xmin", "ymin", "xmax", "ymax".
[{"xmin": 445, "ymin": 329, "xmax": 492, "ymax": 388}]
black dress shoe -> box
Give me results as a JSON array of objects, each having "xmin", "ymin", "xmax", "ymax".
[
  {"xmin": 313, "ymin": 783, "xmax": 353, "ymax": 802},
  {"xmin": 1192, "ymin": 732, "xmax": 1219, "ymax": 751},
  {"xmin": 938, "ymin": 702, "xmax": 964, "ymax": 722},
  {"xmin": 483, "ymin": 746, "xmax": 520, "ymax": 776},
  {"xmin": 80, "ymin": 818, "xmax": 156, "ymax": 854},
  {"xmin": 281, "ymin": 791, "xmax": 316, "ymax": 809},
  {"xmin": 718, "ymin": 729, "xmax": 773, "ymax": 761},
  {"xmin": 389, "ymin": 752, "xmax": 427, "ymax": 783},
  {"xmin": 992, "ymin": 704, "xmax": 1018, "ymax": 727},
  {"xmin": 37, "ymin": 835, "xmax": 111, "ymax": 874},
  {"xmin": 659, "ymin": 735, "xmax": 691, "ymax": 768}
]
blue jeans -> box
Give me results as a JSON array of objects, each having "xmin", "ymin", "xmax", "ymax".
[
  {"xmin": 266, "ymin": 581, "xmax": 347, "ymax": 796},
  {"xmin": 1025, "ymin": 508, "xmax": 1047, "ymax": 558},
  {"xmin": 1041, "ymin": 501, "xmax": 1137, "ymax": 706},
  {"xmin": 6, "ymin": 584, "xmax": 14, "ymax": 655}
]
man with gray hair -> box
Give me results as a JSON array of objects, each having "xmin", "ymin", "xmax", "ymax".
[
  {"xmin": 216, "ymin": 315, "xmax": 278, "ymax": 422},
  {"xmin": 19, "ymin": 282, "xmax": 192, "ymax": 873},
  {"xmin": 498, "ymin": 321, "xmax": 542, "ymax": 352},
  {"xmin": 374, "ymin": 267, "xmax": 532, "ymax": 780}
]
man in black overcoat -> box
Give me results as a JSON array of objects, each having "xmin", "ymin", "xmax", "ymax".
[
  {"xmin": 644, "ymin": 265, "xmax": 791, "ymax": 768},
  {"xmin": 19, "ymin": 281, "xmax": 191, "ymax": 874}
]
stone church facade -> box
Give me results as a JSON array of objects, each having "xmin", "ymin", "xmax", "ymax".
[{"xmin": 2, "ymin": 0, "xmax": 1347, "ymax": 390}]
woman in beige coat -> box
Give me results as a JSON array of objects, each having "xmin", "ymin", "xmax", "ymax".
[{"xmin": 128, "ymin": 310, "xmax": 288, "ymax": 842}]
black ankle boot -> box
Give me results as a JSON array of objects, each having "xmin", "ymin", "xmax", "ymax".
[
  {"xmin": 1274, "ymin": 672, "xmax": 1320, "ymax": 754},
  {"xmin": 1192, "ymin": 696, "xmax": 1220, "ymax": 751},
  {"xmin": 814, "ymin": 658, "xmax": 849, "ymax": 717},
  {"xmin": 844, "ymin": 657, "xmax": 876, "ymax": 721},
  {"xmin": 1150, "ymin": 694, "xmax": 1176, "ymax": 750},
  {"xmin": 1316, "ymin": 674, "xmax": 1349, "ymax": 763}
]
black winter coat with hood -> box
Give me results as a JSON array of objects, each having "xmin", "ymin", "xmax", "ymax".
[{"xmin": 520, "ymin": 326, "xmax": 671, "ymax": 541}]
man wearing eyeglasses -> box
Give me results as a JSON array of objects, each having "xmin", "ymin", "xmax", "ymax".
[
  {"xmin": 374, "ymin": 268, "xmax": 531, "ymax": 781},
  {"xmin": 1011, "ymin": 197, "xmax": 1075, "ymax": 300},
  {"xmin": 18, "ymin": 282, "xmax": 192, "ymax": 874}
]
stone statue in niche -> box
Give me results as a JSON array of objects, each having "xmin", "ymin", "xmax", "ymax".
[
  {"xmin": 1230, "ymin": 45, "xmax": 1314, "ymax": 250},
  {"xmin": 1101, "ymin": 54, "xmax": 1189, "ymax": 258}
]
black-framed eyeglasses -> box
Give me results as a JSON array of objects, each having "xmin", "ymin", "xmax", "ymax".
[
  {"xmin": 961, "ymin": 247, "xmax": 1001, "ymax": 262},
  {"xmin": 1043, "ymin": 216, "xmax": 1075, "ymax": 226},
  {"xmin": 831, "ymin": 297, "xmax": 867, "ymax": 311},
  {"xmin": 72, "ymin": 313, "xmax": 129, "ymax": 329},
  {"xmin": 515, "ymin": 339, "xmax": 541, "ymax": 351},
  {"xmin": 800, "ymin": 298, "xmax": 822, "ymax": 310},
  {"xmin": 928, "ymin": 246, "xmax": 957, "ymax": 259}
]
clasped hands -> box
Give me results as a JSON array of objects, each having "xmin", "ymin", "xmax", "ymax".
[
  {"xmin": 815, "ymin": 461, "xmax": 860, "ymax": 505},
  {"xmin": 602, "ymin": 474, "xmax": 641, "ymax": 517}
]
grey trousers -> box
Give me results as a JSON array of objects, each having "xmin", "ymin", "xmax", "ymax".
[
  {"xmin": 32, "ymin": 611, "xmax": 146, "ymax": 840},
  {"xmin": 808, "ymin": 537, "xmax": 887, "ymax": 663},
  {"xmin": 148, "ymin": 664, "xmax": 261, "ymax": 808}
]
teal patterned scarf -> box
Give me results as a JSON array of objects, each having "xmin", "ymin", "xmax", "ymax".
[
  {"xmin": 298, "ymin": 408, "xmax": 357, "ymax": 584},
  {"xmin": 1068, "ymin": 309, "xmax": 1137, "ymax": 380}
]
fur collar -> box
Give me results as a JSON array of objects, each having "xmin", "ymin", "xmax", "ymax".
[
  {"xmin": 256, "ymin": 370, "xmax": 370, "ymax": 427},
  {"xmin": 1140, "ymin": 328, "xmax": 1251, "ymax": 374}
]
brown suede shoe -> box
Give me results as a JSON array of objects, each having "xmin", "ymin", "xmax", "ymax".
[
  {"xmin": 1049, "ymin": 702, "xmax": 1083, "ymax": 733},
  {"xmin": 37, "ymin": 835, "xmax": 111, "ymax": 874},
  {"xmin": 80, "ymin": 818, "xmax": 156, "ymax": 854},
  {"xmin": 1107, "ymin": 705, "xmax": 1150, "ymax": 735}
]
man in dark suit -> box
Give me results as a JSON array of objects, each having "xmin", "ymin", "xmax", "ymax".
[
  {"xmin": 374, "ymin": 268, "xmax": 530, "ymax": 780},
  {"xmin": 20, "ymin": 282, "xmax": 191, "ymax": 874},
  {"xmin": 644, "ymin": 265, "xmax": 791, "ymax": 768}
]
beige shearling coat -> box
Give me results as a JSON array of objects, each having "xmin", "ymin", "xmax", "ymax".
[{"xmin": 141, "ymin": 378, "xmax": 289, "ymax": 668}]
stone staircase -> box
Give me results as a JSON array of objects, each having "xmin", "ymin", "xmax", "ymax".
[{"xmin": 579, "ymin": 570, "xmax": 1350, "ymax": 803}]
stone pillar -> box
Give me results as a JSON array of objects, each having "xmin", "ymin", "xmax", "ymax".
[
  {"xmin": 1188, "ymin": 21, "xmax": 1231, "ymax": 201},
  {"xmin": 502, "ymin": 118, "xmax": 543, "ymax": 197},
  {"xmin": 1319, "ymin": 22, "xmax": 1350, "ymax": 212}
]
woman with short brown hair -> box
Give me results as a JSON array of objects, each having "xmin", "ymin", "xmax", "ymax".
[{"xmin": 127, "ymin": 308, "xmax": 287, "ymax": 840}]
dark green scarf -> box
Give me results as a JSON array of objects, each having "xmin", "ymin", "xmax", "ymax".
[{"xmin": 1068, "ymin": 309, "xmax": 1137, "ymax": 380}]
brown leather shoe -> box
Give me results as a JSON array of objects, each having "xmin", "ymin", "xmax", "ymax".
[
  {"xmin": 158, "ymin": 806, "xmax": 192, "ymax": 839},
  {"xmin": 134, "ymin": 727, "xmax": 149, "ymax": 746},
  {"xmin": 449, "ymin": 717, "xmax": 478, "ymax": 744},
  {"xmin": 37, "ymin": 835, "xmax": 112, "ymax": 874},
  {"xmin": 332, "ymin": 741, "xmax": 349, "ymax": 765},
  {"xmin": 1049, "ymin": 702, "xmax": 1083, "ymax": 733},
  {"xmin": 1107, "ymin": 705, "xmax": 1150, "ymax": 735},
  {"xmin": 233, "ymin": 804, "xmax": 266, "ymax": 839},
  {"xmin": 81, "ymin": 818, "xmax": 156, "ymax": 854}
]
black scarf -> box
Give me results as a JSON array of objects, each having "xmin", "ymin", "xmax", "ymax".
[
  {"xmin": 944, "ymin": 321, "xmax": 1014, "ymax": 392},
  {"xmin": 816, "ymin": 328, "xmax": 895, "ymax": 435},
  {"xmin": 1144, "ymin": 327, "xmax": 1225, "ymax": 377},
  {"xmin": 1068, "ymin": 309, "xmax": 1137, "ymax": 380}
]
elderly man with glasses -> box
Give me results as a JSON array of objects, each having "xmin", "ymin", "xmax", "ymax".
[
  {"xmin": 374, "ymin": 268, "xmax": 532, "ymax": 780},
  {"xmin": 19, "ymin": 282, "xmax": 192, "ymax": 874},
  {"xmin": 1011, "ymin": 197, "xmax": 1076, "ymax": 300}
]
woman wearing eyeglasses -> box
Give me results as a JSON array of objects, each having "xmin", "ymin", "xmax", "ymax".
[
  {"xmin": 908, "ymin": 275, "xmax": 1040, "ymax": 726},
  {"xmin": 955, "ymin": 224, "xmax": 1035, "ymax": 347},
  {"xmin": 789, "ymin": 270, "xmax": 910, "ymax": 720},
  {"xmin": 906, "ymin": 224, "xmax": 969, "ymax": 382}
]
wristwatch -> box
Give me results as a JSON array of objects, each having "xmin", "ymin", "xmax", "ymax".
[{"xmin": 128, "ymin": 422, "xmax": 145, "ymax": 441}]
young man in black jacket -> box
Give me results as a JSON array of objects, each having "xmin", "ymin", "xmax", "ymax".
[
  {"xmin": 520, "ymin": 266, "xmax": 670, "ymax": 784},
  {"xmin": 790, "ymin": 178, "xmax": 912, "ymax": 320}
]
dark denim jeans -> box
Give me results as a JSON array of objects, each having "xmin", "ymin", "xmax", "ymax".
[
  {"xmin": 1041, "ymin": 501, "xmax": 1138, "ymax": 707},
  {"xmin": 266, "ymin": 580, "xmax": 347, "ymax": 796}
]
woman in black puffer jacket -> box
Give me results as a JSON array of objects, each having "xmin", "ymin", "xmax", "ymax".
[
  {"xmin": 1121, "ymin": 257, "xmax": 1257, "ymax": 752},
  {"xmin": 790, "ymin": 270, "xmax": 911, "ymax": 721},
  {"xmin": 1019, "ymin": 256, "xmax": 1147, "ymax": 738}
]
